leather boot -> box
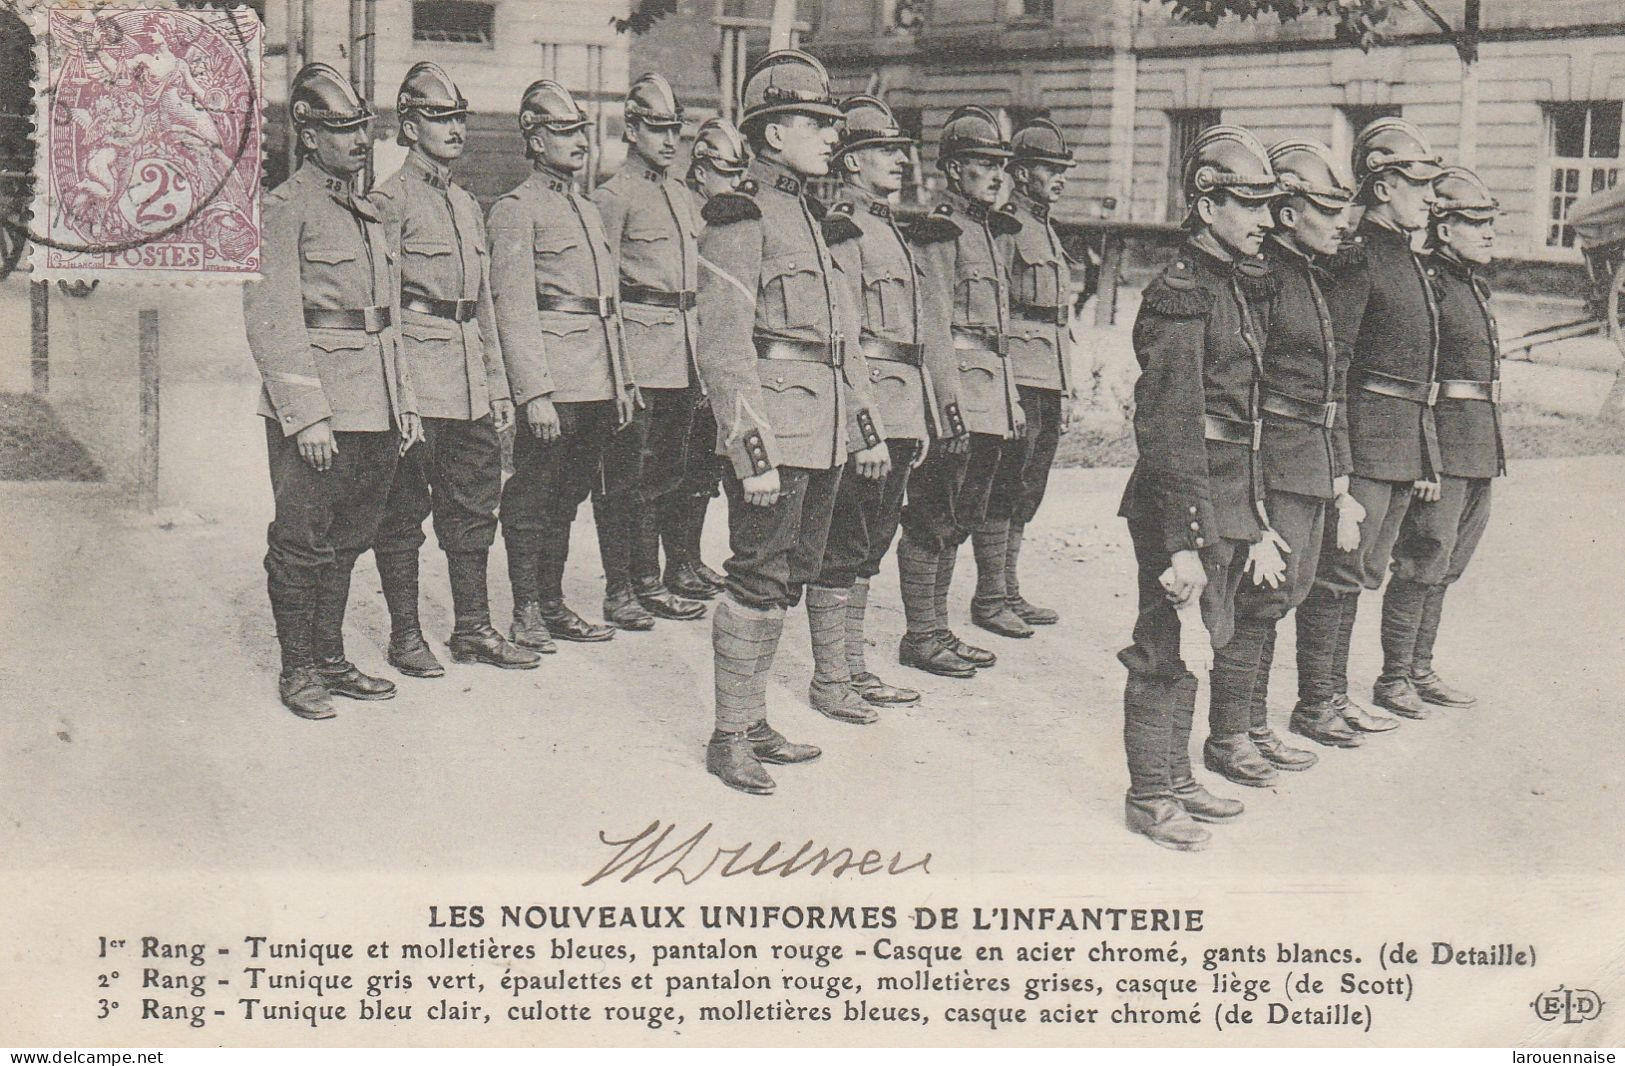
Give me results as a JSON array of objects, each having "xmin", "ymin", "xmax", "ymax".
[
  {"xmin": 897, "ymin": 536, "xmax": 975, "ymax": 678},
  {"xmin": 706, "ymin": 731, "xmax": 776, "ymax": 795},
  {"xmin": 504, "ymin": 529, "xmax": 543, "ymax": 618},
  {"xmin": 604, "ymin": 586, "xmax": 656, "ymax": 631},
  {"xmin": 807, "ymin": 585, "xmax": 877, "ymax": 724},
  {"xmin": 378, "ymin": 549, "xmax": 443, "ymax": 677},
  {"xmin": 268, "ymin": 574, "xmax": 317, "ymax": 678},
  {"xmin": 313, "ymin": 558, "xmax": 396, "ymax": 700},
  {"xmin": 1290, "ymin": 698, "xmax": 1364, "ymax": 747},
  {"xmin": 1123, "ymin": 673, "xmax": 1211, "ymax": 851},
  {"xmin": 1412, "ymin": 585, "xmax": 1476, "ymax": 706},
  {"xmin": 1294, "ymin": 585, "xmax": 1343, "ymax": 708},
  {"xmin": 936, "ymin": 547, "xmax": 997, "ymax": 668},
  {"xmin": 279, "ymin": 665, "xmax": 336, "ymax": 720},
  {"xmin": 1169, "ymin": 674, "xmax": 1246, "ymax": 818},
  {"xmin": 1336, "ymin": 693, "xmax": 1400, "ymax": 732},
  {"xmin": 1005, "ymin": 522, "xmax": 1058, "ymax": 625},
  {"xmin": 747, "ymin": 720, "xmax": 822, "ymax": 765},
  {"xmin": 1210, "ymin": 617, "xmax": 1268, "ymax": 744},
  {"xmin": 671, "ymin": 492, "xmax": 726, "ymax": 593},
  {"xmin": 1376, "ymin": 578, "xmax": 1429, "ymax": 717},
  {"xmin": 544, "ymin": 598, "xmax": 617, "ymax": 642},
  {"xmin": 509, "ymin": 601, "xmax": 558, "ymax": 654},
  {"xmin": 1125, "ymin": 795, "xmax": 1211, "ymax": 851},
  {"xmin": 1246, "ymin": 626, "xmax": 1317, "ymax": 769},
  {"xmin": 313, "ymin": 658, "xmax": 397, "ymax": 700},
  {"xmin": 1203, "ymin": 732, "xmax": 1278, "ymax": 787},
  {"xmin": 634, "ymin": 575, "xmax": 707, "ymax": 621},
  {"xmin": 970, "ymin": 520, "xmax": 1034, "ymax": 638},
  {"xmin": 445, "ymin": 550, "xmax": 541, "ymax": 668},
  {"xmin": 709, "ymin": 597, "xmax": 787, "ymax": 795},
  {"xmin": 1172, "ymin": 781, "xmax": 1245, "ymax": 822},
  {"xmin": 846, "ymin": 578, "xmax": 920, "ymax": 705}
]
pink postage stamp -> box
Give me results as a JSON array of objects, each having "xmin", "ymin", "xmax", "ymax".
[{"xmin": 33, "ymin": 4, "xmax": 263, "ymax": 281}]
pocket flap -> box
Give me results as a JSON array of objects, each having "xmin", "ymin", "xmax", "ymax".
[
  {"xmin": 302, "ymin": 246, "xmax": 355, "ymax": 265},
  {"xmin": 762, "ymin": 375, "xmax": 818, "ymax": 398},
  {"xmin": 533, "ymin": 232, "xmax": 580, "ymax": 256},
  {"xmin": 402, "ymin": 321, "xmax": 455, "ymax": 342},
  {"xmin": 622, "ymin": 303, "xmax": 677, "ymax": 327},
  {"xmin": 625, "ymin": 226, "xmax": 672, "ymax": 243},
  {"xmin": 763, "ymin": 252, "xmax": 820, "ymax": 282},
  {"xmin": 310, "ymin": 331, "xmax": 368, "ymax": 353},
  {"xmin": 404, "ymin": 240, "xmax": 454, "ymax": 257},
  {"xmin": 539, "ymin": 316, "xmax": 594, "ymax": 338}
]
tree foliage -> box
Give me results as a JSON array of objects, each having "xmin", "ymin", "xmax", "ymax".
[
  {"xmin": 1156, "ymin": 0, "xmax": 1440, "ymax": 53},
  {"xmin": 611, "ymin": 0, "xmax": 679, "ymax": 35}
]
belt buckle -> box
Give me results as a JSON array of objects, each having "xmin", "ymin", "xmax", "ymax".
[
  {"xmin": 597, "ymin": 295, "xmax": 616, "ymax": 318},
  {"xmin": 1490, "ymin": 380, "xmax": 1502, "ymax": 403},
  {"xmin": 1054, "ymin": 306, "xmax": 1068, "ymax": 327},
  {"xmin": 679, "ymin": 291, "xmax": 697, "ymax": 311},
  {"xmin": 457, "ymin": 298, "xmax": 477, "ymax": 321},
  {"xmin": 1322, "ymin": 401, "xmax": 1338, "ymax": 430},
  {"xmin": 1425, "ymin": 381, "xmax": 1440, "ymax": 407},
  {"xmin": 995, "ymin": 335, "xmax": 1009, "ymax": 358},
  {"xmin": 362, "ymin": 306, "xmax": 386, "ymax": 333},
  {"xmin": 1251, "ymin": 418, "xmax": 1263, "ymax": 451}
]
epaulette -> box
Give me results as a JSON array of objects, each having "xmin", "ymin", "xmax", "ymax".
[
  {"xmin": 1140, "ymin": 256, "xmax": 1213, "ymax": 318},
  {"xmin": 989, "ymin": 202, "xmax": 1023, "ymax": 236},
  {"xmin": 1328, "ymin": 233, "xmax": 1367, "ymax": 275},
  {"xmin": 821, "ymin": 201, "xmax": 861, "ymax": 245},
  {"xmin": 904, "ymin": 204, "xmax": 960, "ymax": 244},
  {"xmin": 1234, "ymin": 256, "xmax": 1277, "ymax": 302},
  {"xmin": 701, "ymin": 183, "xmax": 762, "ymax": 225}
]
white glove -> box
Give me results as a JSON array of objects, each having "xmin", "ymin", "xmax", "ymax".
[
  {"xmin": 1244, "ymin": 526, "xmax": 1292, "ymax": 589},
  {"xmin": 1162, "ymin": 567, "xmax": 1214, "ymax": 671},
  {"xmin": 1334, "ymin": 491, "xmax": 1367, "ymax": 553}
]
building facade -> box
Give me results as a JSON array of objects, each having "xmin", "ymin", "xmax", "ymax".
[{"xmin": 811, "ymin": 0, "xmax": 1625, "ymax": 265}]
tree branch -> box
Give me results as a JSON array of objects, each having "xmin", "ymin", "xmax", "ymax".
[{"xmin": 1408, "ymin": 0, "xmax": 1454, "ymax": 37}]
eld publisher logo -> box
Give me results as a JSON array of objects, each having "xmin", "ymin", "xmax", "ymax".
[{"xmin": 1532, "ymin": 986, "xmax": 1604, "ymax": 1024}]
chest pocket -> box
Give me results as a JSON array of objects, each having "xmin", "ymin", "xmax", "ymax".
[
  {"xmin": 301, "ymin": 245, "xmax": 356, "ymax": 267},
  {"xmin": 1013, "ymin": 243, "xmax": 1061, "ymax": 305},
  {"xmin": 403, "ymin": 239, "xmax": 454, "ymax": 259},
  {"xmin": 533, "ymin": 231, "xmax": 580, "ymax": 260},
  {"xmin": 761, "ymin": 252, "xmax": 826, "ymax": 331},
  {"xmin": 625, "ymin": 224, "xmax": 673, "ymax": 246},
  {"xmin": 955, "ymin": 262, "xmax": 1000, "ymax": 327},
  {"xmin": 864, "ymin": 269, "xmax": 912, "ymax": 335}
]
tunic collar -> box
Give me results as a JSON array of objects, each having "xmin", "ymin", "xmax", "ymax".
[
  {"xmin": 533, "ymin": 162, "xmax": 578, "ymax": 194},
  {"xmin": 944, "ymin": 186, "xmax": 994, "ymax": 223},
  {"xmin": 750, "ymin": 157, "xmax": 807, "ymax": 198},
  {"xmin": 405, "ymin": 151, "xmax": 451, "ymax": 190},
  {"xmin": 841, "ymin": 183, "xmax": 894, "ymax": 218},
  {"xmin": 630, "ymin": 153, "xmax": 668, "ymax": 183},
  {"xmin": 1011, "ymin": 189, "xmax": 1050, "ymax": 222}
]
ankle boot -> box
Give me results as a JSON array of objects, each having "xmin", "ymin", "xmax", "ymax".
[
  {"xmin": 898, "ymin": 537, "xmax": 975, "ymax": 677},
  {"xmin": 706, "ymin": 731, "xmax": 776, "ymax": 794},
  {"xmin": 1376, "ymin": 578, "xmax": 1429, "ymax": 717},
  {"xmin": 1294, "ymin": 585, "xmax": 1343, "ymax": 708},
  {"xmin": 937, "ymin": 545, "xmax": 997, "ymax": 667},
  {"xmin": 311, "ymin": 555, "xmax": 392, "ymax": 699},
  {"xmin": 1203, "ymin": 732, "xmax": 1278, "ymax": 787},
  {"xmin": 1290, "ymin": 698, "xmax": 1365, "ymax": 747},
  {"xmin": 846, "ymin": 579, "xmax": 920, "ymax": 705},
  {"xmin": 1123, "ymin": 673, "xmax": 1211, "ymax": 850},
  {"xmin": 1125, "ymin": 795, "xmax": 1211, "ymax": 851},
  {"xmin": 709, "ymin": 598, "xmax": 789, "ymax": 794},
  {"xmin": 1005, "ymin": 522, "xmax": 1058, "ymax": 625},
  {"xmin": 1246, "ymin": 627, "xmax": 1316, "ymax": 768},
  {"xmin": 1412, "ymin": 585, "xmax": 1476, "ymax": 706},
  {"xmin": 970, "ymin": 520, "xmax": 1033, "ymax": 638},
  {"xmin": 509, "ymin": 601, "xmax": 558, "ymax": 654},
  {"xmin": 1171, "ymin": 781, "xmax": 1245, "ymax": 822},
  {"xmin": 378, "ymin": 549, "xmax": 443, "ymax": 677},
  {"xmin": 807, "ymin": 585, "xmax": 876, "ymax": 724},
  {"xmin": 1335, "ymin": 693, "xmax": 1400, "ymax": 732},
  {"xmin": 747, "ymin": 720, "xmax": 821, "ymax": 765}
]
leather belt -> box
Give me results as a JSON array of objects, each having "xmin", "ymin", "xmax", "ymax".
[
  {"xmin": 1357, "ymin": 369, "xmax": 1439, "ymax": 407},
  {"xmin": 402, "ymin": 291, "xmax": 477, "ymax": 323},
  {"xmin": 1437, "ymin": 379, "xmax": 1501, "ymax": 403},
  {"xmin": 1011, "ymin": 300, "xmax": 1068, "ymax": 327},
  {"xmin": 1204, "ymin": 413, "xmax": 1262, "ymax": 450},
  {"xmin": 1262, "ymin": 389, "xmax": 1338, "ymax": 429},
  {"xmin": 535, "ymin": 292, "xmax": 618, "ymax": 317},
  {"xmin": 755, "ymin": 335, "xmax": 846, "ymax": 368},
  {"xmin": 303, "ymin": 305, "xmax": 392, "ymax": 332},
  {"xmin": 621, "ymin": 283, "xmax": 697, "ymax": 311},
  {"xmin": 860, "ymin": 337, "xmax": 924, "ymax": 367},
  {"xmin": 951, "ymin": 329, "xmax": 1009, "ymax": 358}
]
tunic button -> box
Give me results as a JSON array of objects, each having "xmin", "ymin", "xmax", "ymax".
[
  {"xmin": 1190, "ymin": 522, "xmax": 1201, "ymax": 532},
  {"xmin": 1195, "ymin": 537, "xmax": 1206, "ymax": 548},
  {"xmin": 775, "ymin": 376, "xmax": 785, "ymax": 384}
]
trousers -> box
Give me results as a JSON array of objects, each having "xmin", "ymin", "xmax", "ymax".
[
  {"xmin": 817, "ymin": 439, "xmax": 919, "ymax": 589},
  {"xmin": 721, "ymin": 464, "xmax": 842, "ymax": 609},
  {"xmin": 375, "ymin": 415, "xmax": 501, "ymax": 556}
]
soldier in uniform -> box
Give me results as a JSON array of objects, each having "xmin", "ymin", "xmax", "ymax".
[
  {"xmin": 694, "ymin": 50, "xmax": 890, "ymax": 793},
  {"xmin": 986, "ymin": 117, "xmax": 1078, "ymax": 634},
  {"xmin": 1117, "ymin": 126, "xmax": 1281, "ymax": 851},
  {"xmin": 1202, "ymin": 139, "xmax": 1370, "ymax": 788},
  {"xmin": 1293, "ymin": 118, "xmax": 1443, "ymax": 739},
  {"xmin": 1381, "ymin": 166, "xmax": 1504, "ymax": 710},
  {"xmin": 370, "ymin": 62, "xmax": 540, "ymax": 677},
  {"xmin": 895, "ymin": 105, "xmax": 1024, "ymax": 678},
  {"xmin": 592, "ymin": 72, "xmax": 708, "ymax": 631},
  {"xmin": 243, "ymin": 63, "xmax": 420, "ymax": 720},
  {"xmin": 488, "ymin": 80, "xmax": 638, "ymax": 649},
  {"xmin": 658, "ymin": 118, "xmax": 752, "ymax": 601},
  {"xmin": 806, "ymin": 94, "xmax": 936, "ymax": 718}
]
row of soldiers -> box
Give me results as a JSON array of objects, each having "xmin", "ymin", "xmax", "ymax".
[
  {"xmin": 1123, "ymin": 119, "xmax": 1504, "ymax": 850},
  {"xmin": 243, "ymin": 51, "xmax": 1082, "ymax": 796}
]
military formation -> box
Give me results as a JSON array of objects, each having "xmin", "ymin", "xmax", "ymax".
[{"xmin": 243, "ymin": 52, "xmax": 1503, "ymax": 833}]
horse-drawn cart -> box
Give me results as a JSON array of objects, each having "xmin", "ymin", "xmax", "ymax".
[{"xmin": 1505, "ymin": 183, "xmax": 1625, "ymax": 358}]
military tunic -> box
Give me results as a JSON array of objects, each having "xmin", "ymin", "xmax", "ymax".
[
  {"xmin": 371, "ymin": 152, "xmax": 508, "ymax": 558},
  {"xmin": 488, "ymin": 163, "xmax": 634, "ymax": 604}
]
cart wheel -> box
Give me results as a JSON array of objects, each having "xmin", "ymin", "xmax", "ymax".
[
  {"xmin": 57, "ymin": 278, "xmax": 98, "ymax": 298},
  {"xmin": 1610, "ymin": 260, "xmax": 1625, "ymax": 357}
]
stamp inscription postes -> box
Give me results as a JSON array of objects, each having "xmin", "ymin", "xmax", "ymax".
[{"xmin": 37, "ymin": 5, "xmax": 263, "ymax": 279}]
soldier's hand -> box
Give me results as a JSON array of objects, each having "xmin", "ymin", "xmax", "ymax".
[
  {"xmin": 1245, "ymin": 529, "xmax": 1291, "ymax": 589},
  {"xmin": 525, "ymin": 396, "xmax": 562, "ymax": 442},
  {"xmin": 398, "ymin": 413, "xmax": 424, "ymax": 456},
  {"xmin": 490, "ymin": 398, "xmax": 515, "ymax": 434},
  {"xmin": 1412, "ymin": 478, "xmax": 1441, "ymax": 503},
  {"xmin": 944, "ymin": 432, "xmax": 971, "ymax": 455},
  {"xmin": 855, "ymin": 441, "xmax": 891, "ymax": 481},
  {"xmin": 741, "ymin": 468, "xmax": 781, "ymax": 508},
  {"xmin": 1162, "ymin": 549, "xmax": 1208, "ymax": 607},
  {"xmin": 910, "ymin": 437, "xmax": 929, "ymax": 469},
  {"xmin": 1334, "ymin": 490, "xmax": 1366, "ymax": 553},
  {"xmin": 615, "ymin": 387, "xmax": 640, "ymax": 429},
  {"xmin": 1332, "ymin": 474, "xmax": 1350, "ymax": 498},
  {"xmin": 296, "ymin": 419, "xmax": 338, "ymax": 472},
  {"xmin": 1011, "ymin": 408, "xmax": 1028, "ymax": 438}
]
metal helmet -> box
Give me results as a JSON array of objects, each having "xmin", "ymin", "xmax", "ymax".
[
  {"xmin": 689, "ymin": 116, "xmax": 749, "ymax": 175},
  {"xmin": 518, "ymin": 79, "xmax": 590, "ymax": 136},
  {"xmin": 1431, "ymin": 165, "xmax": 1498, "ymax": 222},
  {"xmin": 290, "ymin": 62, "xmax": 373, "ymax": 130},
  {"xmin": 1267, "ymin": 138, "xmax": 1354, "ymax": 211},
  {"xmin": 739, "ymin": 49, "xmax": 840, "ymax": 132},
  {"xmin": 835, "ymin": 94, "xmax": 912, "ymax": 159},
  {"xmin": 397, "ymin": 61, "xmax": 468, "ymax": 120},
  {"xmin": 1010, "ymin": 117, "xmax": 1077, "ymax": 169},
  {"xmin": 1182, "ymin": 124, "xmax": 1280, "ymax": 208},
  {"xmin": 938, "ymin": 105, "xmax": 1011, "ymax": 164},
  {"xmin": 1352, "ymin": 117, "xmax": 1443, "ymax": 189},
  {"xmin": 625, "ymin": 71, "xmax": 684, "ymax": 135}
]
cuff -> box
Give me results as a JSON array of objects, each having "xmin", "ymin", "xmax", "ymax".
[
  {"xmin": 269, "ymin": 387, "xmax": 333, "ymax": 438},
  {"xmin": 726, "ymin": 426, "xmax": 780, "ymax": 479}
]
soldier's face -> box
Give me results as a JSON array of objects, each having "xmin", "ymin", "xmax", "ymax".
[
  {"xmin": 769, "ymin": 113, "xmax": 839, "ymax": 177},
  {"xmin": 1283, "ymin": 197, "xmax": 1350, "ymax": 257},
  {"xmin": 410, "ymin": 112, "xmax": 467, "ymax": 164},
  {"xmin": 630, "ymin": 120, "xmax": 680, "ymax": 169},
  {"xmin": 847, "ymin": 145, "xmax": 907, "ymax": 195},
  {"xmin": 1440, "ymin": 216, "xmax": 1496, "ymax": 264},
  {"xmin": 1203, "ymin": 193, "xmax": 1275, "ymax": 257},
  {"xmin": 1378, "ymin": 173, "xmax": 1436, "ymax": 230},
  {"xmin": 955, "ymin": 156, "xmax": 1006, "ymax": 205},
  {"xmin": 693, "ymin": 162, "xmax": 742, "ymax": 201},
  {"xmin": 1017, "ymin": 162, "xmax": 1067, "ymax": 205},
  {"xmin": 306, "ymin": 123, "xmax": 371, "ymax": 176},
  {"xmin": 540, "ymin": 126, "xmax": 590, "ymax": 174}
]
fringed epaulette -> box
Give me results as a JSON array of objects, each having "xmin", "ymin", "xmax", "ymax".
[
  {"xmin": 820, "ymin": 201, "xmax": 862, "ymax": 245},
  {"xmin": 701, "ymin": 181, "xmax": 762, "ymax": 225},
  {"xmin": 989, "ymin": 202, "xmax": 1023, "ymax": 236},
  {"xmin": 1141, "ymin": 257, "xmax": 1213, "ymax": 318},
  {"xmin": 1234, "ymin": 257, "xmax": 1277, "ymax": 302},
  {"xmin": 1328, "ymin": 233, "xmax": 1367, "ymax": 276},
  {"xmin": 904, "ymin": 203, "xmax": 961, "ymax": 244}
]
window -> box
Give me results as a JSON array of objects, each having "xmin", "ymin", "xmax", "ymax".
[
  {"xmin": 883, "ymin": 0, "xmax": 927, "ymax": 35},
  {"xmin": 1007, "ymin": 0, "xmax": 1054, "ymax": 20},
  {"xmin": 1166, "ymin": 108, "xmax": 1221, "ymax": 221},
  {"xmin": 412, "ymin": 1, "xmax": 494, "ymax": 46},
  {"xmin": 1545, "ymin": 101, "xmax": 1622, "ymax": 250}
]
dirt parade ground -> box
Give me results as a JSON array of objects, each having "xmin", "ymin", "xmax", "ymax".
[{"xmin": 2, "ymin": 403, "xmax": 1622, "ymax": 881}]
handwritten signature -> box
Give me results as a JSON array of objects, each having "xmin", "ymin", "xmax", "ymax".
[{"xmin": 583, "ymin": 820, "xmax": 933, "ymax": 887}]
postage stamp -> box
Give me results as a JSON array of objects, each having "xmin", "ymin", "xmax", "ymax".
[{"xmin": 31, "ymin": 4, "xmax": 263, "ymax": 281}]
